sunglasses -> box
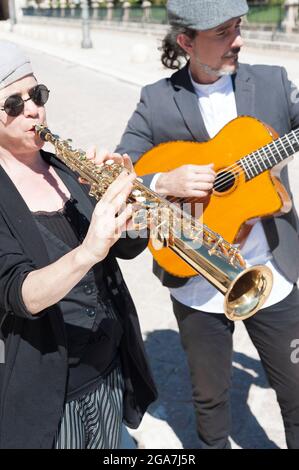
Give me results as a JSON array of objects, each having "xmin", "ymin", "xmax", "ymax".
[{"xmin": 0, "ymin": 84, "xmax": 50, "ymax": 117}]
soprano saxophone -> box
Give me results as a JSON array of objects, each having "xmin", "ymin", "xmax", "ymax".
[{"xmin": 35, "ymin": 125, "xmax": 273, "ymax": 321}]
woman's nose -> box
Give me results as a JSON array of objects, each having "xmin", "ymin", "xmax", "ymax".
[{"xmin": 23, "ymin": 98, "xmax": 39, "ymax": 118}]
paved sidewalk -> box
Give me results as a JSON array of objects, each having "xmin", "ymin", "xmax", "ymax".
[
  {"xmin": 0, "ymin": 20, "xmax": 299, "ymax": 88},
  {"xmin": 1, "ymin": 23, "xmax": 299, "ymax": 449}
]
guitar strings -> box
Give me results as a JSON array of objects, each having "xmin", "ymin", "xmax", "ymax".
[
  {"xmin": 216, "ymin": 129, "xmax": 299, "ymax": 186},
  {"xmin": 213, "ymin": 134, "xmax": 297, "ymax": 189},
  {"xmin": 166, "ymin": 130, "xmax": 299, "ymax": 204},
  {"xmin": 214, "ymin": 134, "xmax": 299, "ymax": 192}
]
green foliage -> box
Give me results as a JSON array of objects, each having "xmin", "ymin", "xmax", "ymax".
[{"xmin": 247, "ymin": 2, "xmax": 284, "ymax": 24}]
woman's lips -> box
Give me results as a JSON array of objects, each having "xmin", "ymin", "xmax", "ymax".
[{"xmin": 27, "ymin": 126, "xmax": 37, "ymax": 132}]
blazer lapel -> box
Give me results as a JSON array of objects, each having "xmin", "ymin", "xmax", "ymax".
[
  {"xmin": 171, "ymin": 65, "xmax": 210, "ymax": 142},
  {"xmin": 234, "ymin": 64, "xmax": 256, "ymax": 117}
]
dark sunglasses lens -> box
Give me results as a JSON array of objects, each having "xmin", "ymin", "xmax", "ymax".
[
  {"xmin": 29, "ymin": 84, "xmax": 49, "ymax": 106},
  {"xmin": 4, "ymin": 95, "xmax": 24, "ymax": 117}
]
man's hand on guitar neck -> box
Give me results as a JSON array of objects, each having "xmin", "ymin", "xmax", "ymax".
[{"xmin": 154, "ymin": 164, "xmax": 216, "ymax": 200}]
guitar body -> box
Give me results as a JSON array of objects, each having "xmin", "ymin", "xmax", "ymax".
[{"xmin": 134, "ymin": 116, "xmax": 292, "ymax": 277}]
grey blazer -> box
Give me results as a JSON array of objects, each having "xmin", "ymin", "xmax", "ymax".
[{"xmin": 116, "ymin": 63, "xmax": 299, "ymax": 286}]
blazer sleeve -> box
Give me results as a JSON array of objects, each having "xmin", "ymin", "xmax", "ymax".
[
  {"xmin": 281, "ymin": 67, "xmax": 299, "ymax": 130},
  {"xmin": 115, "ymin": 86, "xmax": 157, "ymax": 188},
  {"xmin": 279, "ymin": 67, "xmax": 299, "ymax": 234},
  {"xmin": 0, "ymin": 213, "xmax": 38, "ymax": 319}
]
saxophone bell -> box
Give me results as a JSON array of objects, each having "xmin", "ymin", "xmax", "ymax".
[{"xmin": 224, "ymin": 264, "xmax": 273, "ymax": 321}]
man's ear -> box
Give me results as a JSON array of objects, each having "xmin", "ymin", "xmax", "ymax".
[{"xmin": 177, "ymin": 34, "xmax": 194, "ymax": 55}]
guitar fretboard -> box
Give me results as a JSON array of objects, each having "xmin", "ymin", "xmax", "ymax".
[{"xmin": 238, "ymin": 127, "xmax": 299, "ymax": 180}]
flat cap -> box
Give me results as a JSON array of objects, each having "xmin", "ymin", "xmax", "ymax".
[
  {"xmin": 167, "ymin": 0, "xmax": 249, "ymax": 31},
  {"xmin": 0, "ymin": 41, "xmax": 33, "ymax": 90}
]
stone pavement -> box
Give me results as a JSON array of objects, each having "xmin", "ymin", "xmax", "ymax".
[{"xmin": 1, "ymin": 22, "xmax": 299, "ymax": 449}]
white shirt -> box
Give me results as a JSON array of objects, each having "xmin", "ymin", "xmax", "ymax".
[{"xmin": 164, "ymin": 72, "xmax": 293, "ymax": 312}]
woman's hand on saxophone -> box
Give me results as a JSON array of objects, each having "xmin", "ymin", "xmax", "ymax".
[
  {"xmin": 78, "ymin": 147, "xmax": 133, "ymax": 184},
  {"xmin": 79, "ymin": 171, "xmax": 135, "ymax": 265},
  {"xmin": 77, "ymin": 147, "xmax": 136, "ymax": 265}
]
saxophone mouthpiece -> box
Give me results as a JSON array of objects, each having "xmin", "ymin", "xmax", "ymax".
[{"xmin": 34, "ymin": 124, "xmax": 51, "ymax": 142}]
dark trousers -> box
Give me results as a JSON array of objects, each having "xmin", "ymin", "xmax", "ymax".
[{"xmin": 171, "ymin": 285, "xmax": 299, "ymax": 449}]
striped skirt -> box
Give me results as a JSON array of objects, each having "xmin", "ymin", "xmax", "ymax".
[{"xmin": 54, "ymin": 365, "xmax": 124, "ymax": 449}]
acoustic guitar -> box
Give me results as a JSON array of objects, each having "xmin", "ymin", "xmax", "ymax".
[{"xmin": 134, "ymin": 116, "xmax": 299, "ymax": 277}]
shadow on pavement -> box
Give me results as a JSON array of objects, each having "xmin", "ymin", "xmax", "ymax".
[
  {"xmin": 144, "ymin": 329, "xmax": 279, "ymax": 449},
  {"xmin": 231, "ymin": 351, "xmax": 279, "ymax": 449}
]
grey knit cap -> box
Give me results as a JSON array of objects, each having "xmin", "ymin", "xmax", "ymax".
[
  {"xmin": 167, "ymin": 0, "xmax": 249, "ymax": 31},
  {"xmin": 0, "ymin": 41, "xmax": 33, "ymax": 90}
]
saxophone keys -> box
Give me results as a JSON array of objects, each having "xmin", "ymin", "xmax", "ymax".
[
  {"xmin": 208, "ymin": 246, "xmax": 217, "ymax": 256},
  {"xmin": 208, "ymin": 237, "xmax": 223, "ymax": 256},
  {"xmin": 203, "ymin": 232, "xmax": 214, "ymax": 246},
  {"xmin": 77, "ymin": 150, "xmax": 86, "ymax": 160},
  {"xmin": 187, "ymin": 226, "xmax": 203, "ymax": 242},
  {"xmin": 95, "ymin": 164, "xmax": 104, "ymax": 174},
  {"xmin": 151, "ymin": 236, "xmax": 164, "ymax": 251},
  {"xmin": 135, "ymin": 196, "xmax": 147, "ymax": 203},
  {"xmin": 131, "ymin": 189, "xmax": 146, "ymax": 203},
  {"xmin": 64, "ymin": 139, "xmax": 73, "ymax": 150},
  {"xmin": 131, "ymin": 209, "xmax": 148, "ymax": 231},
  {"xmin": 228, "ymin": 247, "xmax": 245, "ymax": 268},
  {"xmin": 219, "ymin": 244, "xmax": 230, "ymax": 258},
  {"xmin": 151, "ymin": 231, "xmax": 169, "ymax": 250},
  {"xmin": 235, "ymin": 252, "xmax": 246, "ymax": 268},
  {"xmin": 89, "ymin": 186, "xmax": 97, "ymax": 198},
  {"xmin": 150, "ymin": 217, "xmax": 170, "ymax": 249},
  {"xmin": 132, "ymin": 221, "xmax": 148, "ymax": 230}
]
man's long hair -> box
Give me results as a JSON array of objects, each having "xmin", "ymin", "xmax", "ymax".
[{"xmin": 160, "ymin": 26, "xmax": 197, "ymax": 70}]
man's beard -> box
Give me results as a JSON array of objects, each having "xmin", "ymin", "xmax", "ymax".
[
  {"xmin": 194, "ymin": 48, "xmax": 241, "ymax": 78},
  {"xmin": 195, "ymin": 61, "xmax": 238, "ymax": 78}
]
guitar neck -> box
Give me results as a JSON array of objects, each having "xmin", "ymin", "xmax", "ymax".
[{"xmin": 238, "ymin": 127, "xmax": 299, "ymax": 180}]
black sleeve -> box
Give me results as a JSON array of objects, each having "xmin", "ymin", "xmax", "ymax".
[
  {"xmin": 111, "ymin": 228, "xmax": 149, "ymax": 260},
  {"xmin": 0, "ymin": 214, "xmax": 39, "ymax": 319}
]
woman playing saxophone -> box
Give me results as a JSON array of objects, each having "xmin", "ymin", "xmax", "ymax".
[{"xmin": 0, "ymin": 41, "xmax": 157, "ymax": 449}]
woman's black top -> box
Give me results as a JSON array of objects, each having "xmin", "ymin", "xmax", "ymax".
[{"xmin": 32, "ymin": 199, "xmax": 123, "ymax": 401}]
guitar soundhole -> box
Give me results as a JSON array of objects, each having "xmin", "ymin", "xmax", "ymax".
[{"xmin": 214, "ymin": 171, "xmax": 236, "ymax": 193}]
